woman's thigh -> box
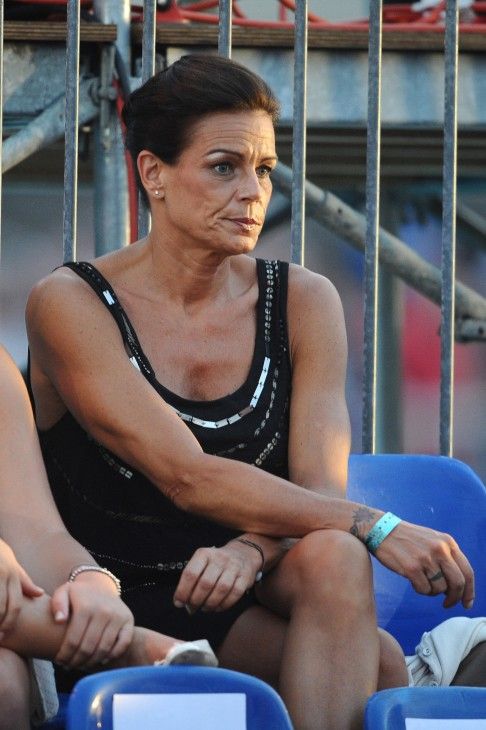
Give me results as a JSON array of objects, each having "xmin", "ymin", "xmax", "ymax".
[
  {"xmin": 217, "ymin": 604, "xmax": 287, "ymax": 688},
  {"xmin": 0, "ymin": 648, "xmax": 31, "ymax": 729}
]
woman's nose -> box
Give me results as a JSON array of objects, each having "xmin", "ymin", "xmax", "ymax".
[{"xmin": 237, "ymin": 170, "xmax": 262, "ymax": 201}]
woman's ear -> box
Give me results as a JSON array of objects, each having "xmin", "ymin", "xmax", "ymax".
[{"xmin": 137, "ymin": 150, "xmax": 165, "ymax": 200}]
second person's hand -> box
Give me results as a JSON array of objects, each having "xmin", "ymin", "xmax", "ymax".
[{"xmin": 173, "ymin": 541, "xmax": 261, "ymax": 615}]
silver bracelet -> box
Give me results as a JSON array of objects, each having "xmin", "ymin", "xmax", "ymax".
[{"xmin": 68, "ymin": 564, "xmax": 122, "ymax": 595}]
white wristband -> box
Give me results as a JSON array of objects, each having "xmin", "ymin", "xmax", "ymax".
[{"xmin": 69, "ymin": 564, "xmax": 122, "ymax": 595}]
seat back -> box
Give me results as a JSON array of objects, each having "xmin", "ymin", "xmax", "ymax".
[
  {"xmin": 365, "ymin": 686, "xmax": 486, "ymax": 729},
  {"xmin": 66, "ymin": 665, "xmax": 293, "ymax": 730},
  {"xmin": 348, "ymin": 454, "xmax": 486, "ymax": 654}
]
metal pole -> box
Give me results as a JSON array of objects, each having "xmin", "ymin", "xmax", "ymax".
[
  {"xmin": 93, "ymin": 0, "xmax": 131, "ymax": 65},
  {"xmin": 0, "ymin": 0, "xmax": 4, "ymax": 270},
  {"xmin": 440, "ymin": 0, "xmax": 459, "ymax": 456},
  {"xmin": 63, "ymin": 0, "xmax": 80, "ymax": 263},
  {"xmin": 272, "ymin": 163, "xmax": 486, "ymax": 323},
  {"xmin": 138, "ymin": 0, "xmax": 157, "ymax": 239},
  {"xmin": 93, "ymin": 0, "xmax": 131, "ymax": 254},
  {"xmin": 362, "ymin": 0, "xmax": 383, "ymax": 454},
  {"xmin": 219, "ymin": 0, "xmax": 232, "ymax": 59},
  {"xmin": 290, "ymin": 0, "xmax": 308, "ymax": 266}
]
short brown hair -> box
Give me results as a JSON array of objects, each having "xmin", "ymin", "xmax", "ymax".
[{"xmin": 122, "ymin": 53, "xmax": 280, "ymax": 204}]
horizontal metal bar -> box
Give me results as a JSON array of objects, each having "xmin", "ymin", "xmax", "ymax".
[
  {"xmin": 455, "ymin": 318, "xmax": 486, "ymax": 342},
  {"xmin": 455, "ymin": 199, "xmax": 486, "ymax": 248},
  {"xmin": 2, "ymin": 79, "xmax": 98, "ymax": 173},
  {"xmin": 271, "ymin": 162, "xmax": 486, "ymax": 322}
]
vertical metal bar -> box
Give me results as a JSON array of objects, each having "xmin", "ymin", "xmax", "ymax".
[
  {"xmin": 290, "ymin": 0, "xmax": 308, "ymax": 266},
  {"xmin": 362, "ymin": 0, "xmax": 383, "ymax": 454},
  {"xmin": 93, "ymin": 0, "xmax": 131, "ymax": 254},
  {"xmin": 440, "ymin": 0, "xmax": 459, "ymax": 456},
  {"xmin": 63, "ymin": 0, "xmax": 80, "ymax": 263},
  {"xmin": 219, "ymin": 0, "xmax": 233, "ymax": 59},
  {"xmin": 138, "ymin": 0, "xmax": 157, "ymax": 239},
  {"xmin": 94, "ymin": 0, "xmax": 131, "ymax": 65},
  {"xmin": 0, "ymin": 0, "xmax": 4, "ymax": 269}
]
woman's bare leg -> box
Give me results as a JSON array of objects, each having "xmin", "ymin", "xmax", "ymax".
[
  {"xmin": 377, "ymin": 629, "xmax": 409, "ymax": 690},
  {"xmin": 0, "ymin": 592, "xmax": 182, "ymax": 667},
  {"xmin": 451, "ymin": 642, "xmax": 486, "ymax": 686},
  {"xmin": 0, "ymin": 648, "xmax": 31, "ymax": 730},
  {"xmin": 218, "ymin": 530, "xmax": 381, "ymax": 730}
]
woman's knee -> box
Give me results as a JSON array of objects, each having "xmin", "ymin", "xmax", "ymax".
[
  {"xmin": 285, "ymin": 529, "xmax": 373, "ymax": 604},
  {"xmin": 377, "ymin": 629, "xmax": 409, "ymax": 689},
  {"xmin": 0, "ymin": 649, "xmax": 30, "ymax": 729}
]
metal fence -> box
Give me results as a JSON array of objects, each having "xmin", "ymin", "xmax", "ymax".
[{"xmin": 1, "ymin": 0, "xmax": 485, "ymax": 458}]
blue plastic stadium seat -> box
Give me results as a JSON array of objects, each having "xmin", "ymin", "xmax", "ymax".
[
  {"xmin": 66, "ymin": 665, "xmax": 293, "ymax": 729},
  {"xmin": 365, "ymin": 686, "xmax": 486, "ymax": 729},
  {"xmin": 348, "ymin": 454, "xmax": 486, "ymax": 655}
]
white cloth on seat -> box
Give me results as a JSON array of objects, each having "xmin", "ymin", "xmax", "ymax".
[
  {"xmin": 29, "ymin": 658, "xmax": 59, "ymax": 726},
  {"xmin": 405, "ymin": 617, "xmax": 486, "ymax": 687}
]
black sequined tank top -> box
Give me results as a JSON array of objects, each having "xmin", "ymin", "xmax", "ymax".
[{"xmin": 39, "ymin": 258, "xmax": 291, "ymax": 588}]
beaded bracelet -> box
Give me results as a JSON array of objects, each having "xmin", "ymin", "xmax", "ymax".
[
  {"xmin": 364, "ymin": 512, "xmax": 402, "ymax": 554},
  {"xmin": 236, "ymin": 538, "xmax": 265, "ymax": 582},
  {"xmin": 69, "ymin": 564, "xmax": 122, "ymax": 595}
]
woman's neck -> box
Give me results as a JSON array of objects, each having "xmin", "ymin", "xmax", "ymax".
[{"xmin": 143, "ymin": 233, "xmax": 240, "ymax": 309}]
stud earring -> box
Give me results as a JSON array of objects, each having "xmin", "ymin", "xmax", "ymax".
[{"xmin": 154, "ymin": 190, "xmax": 160, "ymax": 197}]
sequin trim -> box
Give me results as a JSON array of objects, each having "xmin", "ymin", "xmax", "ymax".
[{"xmin": 171, "ymin": 356, "xmax": 270, "ymax": 429}]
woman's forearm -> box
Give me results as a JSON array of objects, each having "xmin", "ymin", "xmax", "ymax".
[
  {"xmin": 0, "ymin": 594, "xmax": 65, "ymax": 660},
  {"xmin": 169, "ymin": 453, "xmax": 380, "ymax": 539},
  {"xmin": 5, "ymin": 526, "xmax": 103, "ymax": 596}
]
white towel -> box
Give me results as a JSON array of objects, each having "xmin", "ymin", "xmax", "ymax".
[
  {"xmin": 405, "ymin": 617, "xmax": 486, "ymax": 687},
  {"xmin": 29, "ymin": 659, "xmax": 59, "ymax": 726}
]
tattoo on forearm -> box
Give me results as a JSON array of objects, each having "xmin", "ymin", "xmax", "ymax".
[{"xmin": 350, "ymin": 507, "xmax": 377, "ymax": 542}]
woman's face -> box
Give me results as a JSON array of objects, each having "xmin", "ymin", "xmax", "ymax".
[{"xmin": 156, "ymin": 110, "xmax": 277, "ymax": 256}]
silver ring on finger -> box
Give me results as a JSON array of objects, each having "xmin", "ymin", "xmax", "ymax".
[{"xmin": 428, "ymin": 570, "xmax": 445, "ymax": 583}]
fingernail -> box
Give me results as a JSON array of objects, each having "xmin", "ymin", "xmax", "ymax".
[
  {"xmin": 55, "ymin": 610, "xmax": 66, "ymax": 621},
  {"xmin": 173, "ymin": 600, "xmax": 183, "ymax": 608},
  {"xmin": 185, "ymin": 605, "xmax": 195, "ymax": 615},
  {"xmin": 466, "ymin": 599, "xmax": 474, "ymax": 609}
]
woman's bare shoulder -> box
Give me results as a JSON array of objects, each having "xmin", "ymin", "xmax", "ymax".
[{"xmin": 287, "ymin": 263, "xmax": 344, "ymax": 320}]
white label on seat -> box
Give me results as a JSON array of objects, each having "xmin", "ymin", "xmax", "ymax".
[
  {"xmin": 113, "ymin": 693, "xmax": 246, "ymax": 730},
  {"xmin": 406, "ymin": 720, "xmax": 486, "ymax": 729}
]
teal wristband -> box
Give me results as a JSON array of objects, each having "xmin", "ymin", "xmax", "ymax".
[{"xmin": 364, "ymin": 512, "xmax": 402, "ymax": 553}]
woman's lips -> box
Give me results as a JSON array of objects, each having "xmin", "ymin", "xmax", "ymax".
[{"xmin": 228, "ymin": 218, "xmax": 260, "ymax": 232}]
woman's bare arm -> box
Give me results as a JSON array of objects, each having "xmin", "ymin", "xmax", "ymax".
[
  {"xmin": 26, "ymin": 271, "xmax": 474, "ymax": 609},
  {"xmin": 0, "ymin": 346, "xmax": 134, "ymax": 666}
]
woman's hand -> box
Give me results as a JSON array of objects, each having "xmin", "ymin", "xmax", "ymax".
[
  {"xmin": 51, "ymin": 572, "xmax": 134, "ymax": 669},
  {"xmin": 373, "ymin": 521, "xmax": 475, "ymax": 609},
  {"xmin": 0, "ymin": 539, "xmax": 44, "ymax": 639},
  {"xmin": 173, "ymin": 541, "xmax": 261, "ymax": 614}
]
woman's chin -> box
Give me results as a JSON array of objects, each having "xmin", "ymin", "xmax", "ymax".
[{"xmin": 224, "ymin": 235, "xmax": 260, "ymax": 255}]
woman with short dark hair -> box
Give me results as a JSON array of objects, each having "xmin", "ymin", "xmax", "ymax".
[{"xmin": 27, "ymin": 54, "xmax": 473, "ymax": 729}]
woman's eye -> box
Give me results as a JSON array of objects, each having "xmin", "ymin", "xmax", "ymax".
[
  {"xmin": 256, "ymin": 165, "xmax": 273, "ymax": 178},
  {"xmin": 213, "ymin": 162, "xmax": 234, "ymax": 175}
]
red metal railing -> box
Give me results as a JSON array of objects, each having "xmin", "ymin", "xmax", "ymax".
[{"xmin": 10, "ymin": 1, "xmax": 486, "ymax": 30}]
